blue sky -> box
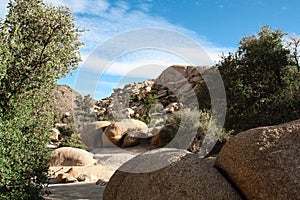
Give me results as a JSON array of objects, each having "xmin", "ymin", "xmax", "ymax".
[{"xmin": 1, "ymin": 0, "xmax": 300, "ymax": 99}]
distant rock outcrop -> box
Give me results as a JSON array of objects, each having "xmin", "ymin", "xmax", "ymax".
[
  {"xmin": 52, "ymin": 85, "xmax": 81, "ymax": 115},
  {"xmin": 51, "ymin": 85, "xmax": 97, "ymax": 149},
  {"xmin": 94, "ymin": 65, "xmax": 211, "ymax": 123},
  {"xmin": 90, "ymin": 65, "xmax": 214, "ymax": 151}
]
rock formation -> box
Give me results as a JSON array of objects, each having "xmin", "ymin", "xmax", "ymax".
[
  {"xmin": 49, "ymin": 147, "xmax": 97, "ymax": 166},
  {"xmin": 102, "ymin": 119, "xmax": 148, "ymax": 147},
  {"xmin": 52, "ymin": 85, "xmax": 81, "ymax": 115},
  {"xmin": 94, "ymin": 65, "xmax": 211, "ymax": 123},
  {"xmin": 215, "ymin": 119, "xmax": 300, "ymax": 200},
  {"xmin": 80, "ymin": 121, "xmax": 111, "ymax": 149},
  {"xmin": 89, "ymin": 65, "xmax": 215, "ymax": 152},
  {"xmin": 103, "ymin": 148, "xmax": 242, "ymax": 200}
]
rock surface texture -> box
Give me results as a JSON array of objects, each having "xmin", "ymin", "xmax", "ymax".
[
  {"xmin": 80, "ymin": 121, "xmax": 111, "ymax": 149},
  {"xmin": 52, "ymin": 85, "xmax": 81, "ymax": 115},
  {"xmin": 49, "ymin": 147, "xmax": 97, "ymax": 166},
  {"xmin": 94, "ymin": 65, "xmax": 211, "ymax": 122},
  {"xmin": 91, "ymin": 65, "xmax": 216, "ymax": 152},
  {"xmin": 102, "ymin": 119, "xmax": 148, "ymax": 147},
  {"xmin": 103, "ymin": 148, "xmax": 242, "ymax": 200},
  {"xmin": 215, "ymin": 119, "xmax": 300, "ymax": 200}
]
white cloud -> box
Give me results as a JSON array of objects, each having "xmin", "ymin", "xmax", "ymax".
[
  {"xmin": 81, "ymin": 51, "xmax": 182, "ymax": 79},
  {"xmin": 45, "ymin": 0, "xmax": 110, "ymax": 14},
  {"xmin": 0, "ymin": 0, "xmax": 234, "ymax": 99},
  {"xmin": 0, "ymin": 0, "xmax": 9, "ymax": 19},
  {"xmin": 42, "ymin": 1, "xmax": 232, "ymax": 64},
  {"xmin": 0, "ymin": 0, "xmax": 233, "ymax": 65}
]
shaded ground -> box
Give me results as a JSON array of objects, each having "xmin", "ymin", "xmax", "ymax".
[
  {"xmin": 44, "ymin": 182, "xmax": 105, "ymax": 200},
  {"xmin": 49, "ymin": 165, "xmax": 114, "ymax": 182},
  {"xmin": 44, "ymin": 164, "xmax": 113, "ymax": 199},
  {"xmin": 43, "ymin": 147, "xmax": 153, "ymax": 199}
]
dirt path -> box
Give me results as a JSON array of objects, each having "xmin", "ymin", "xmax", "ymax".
[
  {"xmin": 44, "ymin": 147, "xmax": 155, "ymax": 199},
  {"xmin": 44, "ymin": 182, "xmax": 105, "ymax": 200},
  {"xmin": 44, "ymin": 164, "xmax": 113, "ymax": 199}
]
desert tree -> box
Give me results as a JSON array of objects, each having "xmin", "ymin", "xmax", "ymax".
[
  {"xmin": 218, "ymin": 26, "xmax": 297, "ymax": 132},
  {"xmin": 0, "ymin": 0, "xmax": 82, "ymax": 199},
  {"xmin": 286, "ymin": 34, "xmax": 300, "ymax": 71}
]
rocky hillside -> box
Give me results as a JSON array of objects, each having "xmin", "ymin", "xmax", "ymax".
[
  {"xmin": 52, "ymin": 84, "xmax": 97, "ymax": 119},
  {"xmin": 94, "ymin": 65, "xmax": 212, "ymax": 123},
  {"xmin": 81, "ymin": 65, "xmax": 221, "ymax": 153},
  {"xmin": 50, "ymin": 85, "xmax": 97, "ymax": 150},
  {"xmin": 52, "ymin": 85, "xmax": 81, "ymax": 115}
]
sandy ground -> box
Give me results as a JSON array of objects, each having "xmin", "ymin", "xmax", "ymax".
[
  {"xmin": 43, "ymin": 146, "xmax": 156, "ymax": 199},
  {"xmin": 48, "ymin": 165, "xmax": 114, "ymax": 182},
  {"xmin": 43, "ymin": 165, "xmax": 114, "ymax": 200},
  {"xmin": 44, "ymin": 182, "xmax": 105, "ymax": 200}
]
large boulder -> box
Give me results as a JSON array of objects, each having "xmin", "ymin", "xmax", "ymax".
[
  {"xmin": 102, "ymin": 119, "xmax": 148, "ymax": 147},
  {"xmin": 156, "ymin": 65, "xmax": 187, "ymax": 84},
  {"xmin": 103, "ymin": 149, "xmax": 242, "ymax": 200},
  {"xmin": 155, "ymin": 65, "xmax": 210, "ymax": 108},
  {"xmin": 80, "ymin": 121, "xmax": 111, "ymax": 149},
  {"xmin": 49, "ymin": 147, "xmax": 97, "ymax": 166},
  {"xmin": 118, "ymin": 119, "xmax": 148, "ymax": 132},
  {"xmin": 121, "ymin": 131, "xmax": 143, "ymax": 148},
  {"xmin": 215, "ymin": 119, "xmax": 300, "ymax": 200}
]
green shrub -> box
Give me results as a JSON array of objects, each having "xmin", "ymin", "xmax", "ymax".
[
  {"xmin": 0, "ymin": 0, "xmax": 82, "ymax": 198},
  {"xmin": 59, "ymin": 133, "xmax": 87, "ymax": 150},
  {"xmin": 0, "ymin": 92, "xmax": 52, "ymax": 199},
  {"xmin": 218, "ymin": 26, "xmax": 300, "ymax": 133},
  {"xmin": 154, "ymin": 109, "xmax": 227, "ymax": 153},
  {"xmin": 55, "ymin": 112, "xmax": 88, "ymax": 150},
  {"xmin": 74, "ymin": 94, "xmax": 96, "ymax": 131},
  {"xmin": 57, "ymin": 124, "xmax": 87, "ymax": 150},
  {"xmin": 128, "ymin": 93, "xmax": 161, "ymax": 124}
]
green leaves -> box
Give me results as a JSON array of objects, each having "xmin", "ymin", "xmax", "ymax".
[
  {"xmin": 0, "ymin": 0, "xmax": 82, "ymax": 116},
  {"xmin": 0, "ymin": 0, "xmax": 82, "ymax": 198},
  {"xmin": 218, "ymin": 26, "xmax": 300, "ymax": 133}
]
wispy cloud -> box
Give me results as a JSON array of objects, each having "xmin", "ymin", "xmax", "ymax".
[
  {"xmin": 0, "ymin": 0, "xmax": 9, "ymax": 18},
  {"xmin": 1, "ymin": 0, "xmax": 233, "ymax": 67},
  {"xmin": 46, "ymin": 0, "xmax": 110, "ymax": 14},
  {"xmin": 43, "ymin": 0, "xmax": 232, "ymax": 64},
  {"xmin": 1, "ymin": 0, "xmax": 233, "ymax": 98}
]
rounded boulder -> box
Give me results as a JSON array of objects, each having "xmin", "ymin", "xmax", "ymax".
[
  {"xmin": 215, "ymin": 119, "xmax": 300, "ymax": 200},
  {"xmin": 50, "ymin": 147, "xmax": 97, "ymax": 166},
  {"xmin": 103, "ymin": 148, "xmax": 242, "ymax": 200}
]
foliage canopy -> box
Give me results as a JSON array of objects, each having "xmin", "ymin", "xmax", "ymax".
[
  {"xmin": 218, "ymin": 26, "xmax": 300, "ymax": 133},
  {"xmin": 0, "ymin": 0, "xmax": 82, "ymax": 199}
]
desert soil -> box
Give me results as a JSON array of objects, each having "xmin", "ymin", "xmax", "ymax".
[
  {"xmin": 43, "ymin": 147, "xmax": 152, "ymax": 199},
  {"xmin": 44, "ymin": 165, "xmax": 114, "ymax": 200}
]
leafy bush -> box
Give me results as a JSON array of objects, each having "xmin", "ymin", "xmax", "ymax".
[
  {"xmin": 57, "ymin": 114, "xmax": 87, "ymax": 150},
  {"xmin": 154, "ymin": 109, "xmax": 227, "ymax": 153},
  {"xmin": 59, "ymin": 132, "xmax": 87, "ymax": 150},
  {"xmin": 218, "ymin": 26, "xmax": 300, "ymax": 133},
  {"xmin": 54, "ymin": 106, "xmax": 87, "ymax": 150},
  {"xmin": 131, "ymin": 94, "xmax": 160, "ymax": 124},
  {"xmin": 74, "ymin": 94, "xmax": 96, "ymax": 131},
  {"xmin": 0, "ymin": 0, "xmax": 82, "ymax": 198},
  {"xmin": 0, "ymin": 91, "xmax": 52, "ymax": 199}
]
